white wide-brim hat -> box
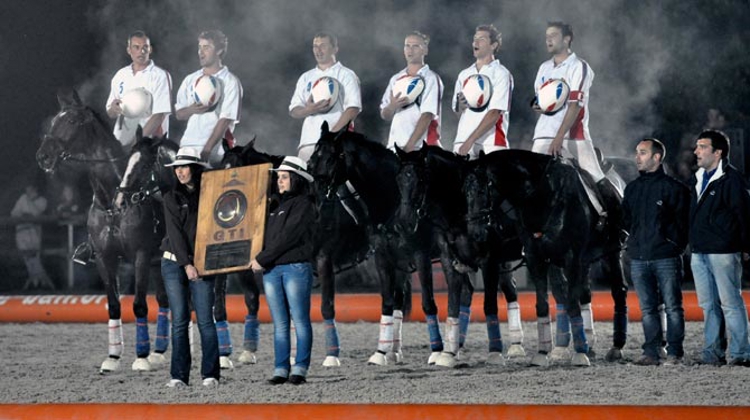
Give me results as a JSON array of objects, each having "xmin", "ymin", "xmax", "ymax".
[
  {"xmin": 270, "ymin": 156, "xmax": 314, "ymax": 183},
  {"xmin": 165, "ymin": 147, "xmax": 210, "ymax": 168}
]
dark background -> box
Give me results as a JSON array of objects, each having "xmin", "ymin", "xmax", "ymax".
[{"xmin": 2, "ymin": 0, "xmax": 749, "ymax": 289}]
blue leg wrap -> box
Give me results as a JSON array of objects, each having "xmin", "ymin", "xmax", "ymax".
[
  {"xmin": 613, "ymin": 309, "xmax": 628, "ymax": 349},
  {"xmin": 458, "ymin": 305, "xmax": 471, "ymax": 348},
  {"xmin": 216, "ymin": 320, "xmax": 233, "ymax": 357},
  {"xmin": 426, "ymin": 314, "xmax": 443, "ymax": 352},
  {"xmin": 571, "ymin": 315, "xmax": 589, "ymax": 354},
  {"xmin": 324, "ymin": 319, "xmax": 340, "ymax": 357},
  {"xmin": 243, "ymin": 315, "xmax": 259, "ymax": 352},
  {"xmin": 555, "ymin": 304, "xmax": 571, "ymax": 347},
  {"xmin": 486, "ymin": 314, "xmax": 503, "ymax": 353},
  {"xmin": 154, "ymin": 308, "xmax": 169, "ymax": 353},
  {"xmin": 135, "ymin": 317, "xmax": 150, "ymax": 358}
]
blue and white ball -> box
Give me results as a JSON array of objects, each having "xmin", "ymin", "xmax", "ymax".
[
  {"xmin": 120, "ymin": 88, "xmax": 152, "ymax": 119},
  {"xmin": 537, "ymin": 78, "xmax": 570, "ymax": 115},
  {"xmin": 392, "ymin": 75, "xmax": 425, "ymax": 106},
  {"xmin": 462, "ymin": 74, "xmax": 493, "ymax": 111},
  {"xmin": 192, "ymin": 75, "xmax": 222, "ymax": 107},
  {"xmin": 310, "ymin": 76, "xmax": 340, "ymax": 109}
]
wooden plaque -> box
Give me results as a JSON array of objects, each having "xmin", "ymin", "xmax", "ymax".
[{"xmin": 195, "ymin": 163, "xmax": 271, "ymax": 275}]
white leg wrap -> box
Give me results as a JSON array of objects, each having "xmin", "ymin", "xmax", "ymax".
[
  {"xmin": 507, "ymin": 301, "xmax": 524, "ymax": 344},
  {"xmin": 538, "ymin": 316, "xmax": 552, "ymax": 353},
  {"xmin": 108, "ymin": 319, "xmax": 123, "ymax": 357},
  {"xmin": 188, "ymin": 320, "xmax": 195, "ymax": 355},
  {"xmin": 658, "ymin": 303, "xmax": 667, "ymax": 337},
  {"xmin": 377, "ymin": 315, "xmax": 394, "ymax": 353},
  {"xmin": 290, "ymin": 320, "xmax": 297, "ymax": 363},
  {"xmin": 444, "ymin": 317, "xmax": 460, "ymax": 355},
  {"xmin": 392, "ymin": 310, "xmax": 403, "ymax": 353},
  {"xmin": 582, "ymin": 303, "xmax": 596, "ymax": 345}
]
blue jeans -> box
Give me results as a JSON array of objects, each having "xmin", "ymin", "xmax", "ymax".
[
  {"xmin": 263, "ymin": 262, "xmax": 313, "ymax": 378},
  {"xmin": 162, "ymin": 259, "xmax": 220, "ymax": 384},
  {"xmin": 691, "ymin": 253, "xmax": 750, "ymax": 361},
  {"xmin": 631, "ymin": 257, "xmax": 685, "ymax": 358}
]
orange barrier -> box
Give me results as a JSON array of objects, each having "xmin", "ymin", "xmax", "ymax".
[
  {"xmin": 0, "ymin": 291, "xmax": 744, "ymax": 324},
  {"xmin": 1, "ymin": 403, "xmax": 749, "ymax": 419}
]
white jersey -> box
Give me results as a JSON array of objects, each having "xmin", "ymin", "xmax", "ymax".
[
  {"xmin": 175, "ymin": 66, "xmax": 243, "ymax": 156},
  {"xmin": 380, "ymin": 64, "xmax": 443, "ymax": 151},
  {"xmin": 289, "ymin": 61, "xmax": 362, "ymax": 149},
  {"xmin": 532, "ymin": 53, "xmax": 594, "ymax": 141},
  {"xmin": 452, "ymin": 59, "xmax": 513, "ymax": 150},
  {"xmin": 106, "ymin": 60, "xmax": 172, "ymax": 147}
]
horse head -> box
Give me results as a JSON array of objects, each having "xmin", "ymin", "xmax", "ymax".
[
  {"xmin": 308, "ymin": 122, "xmax": 348, "ymax": 199},
  {"xmin": 394, "ymin": 145, "xmax": 430, "ymax": 235},
  {"xmin": 37, "ymin": 88, "xmax": 121, "ymax": 173},
  {"xmin": 463, "ymin": 162, "xmax": 495, "ymax": 245},
  {"xmin": 221, "ymin": 136, "xmax": 283, "ymax": 169},
  {"xmin": 114, "ymin": 131, "xmax": 176, "ymax": 209}
]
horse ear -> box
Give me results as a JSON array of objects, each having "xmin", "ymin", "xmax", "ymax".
[
  {"xmin": 135, "ymin": 126, "xmax": 143, "ymax": 143},
  {"xmin": 248, "ymin": 134, "xmax": 257, "ymax": 148},
  {"xmin": 57, "ymin": 88, "xmax": 83, "ymax": 109},
  {"xmin": 321, "ymin": 121, "xmax": 330, "ymax": 135},
  {"xmin": 394, "ymin": 145, "xmax": 406, "ymax": 159},
  {"xmin": 478, "ymin": 150, "xmax": 486, "ymax": 159},
  {"xmin": 221, "ymin": 138, "xmax": 230, "ymax": 153}
]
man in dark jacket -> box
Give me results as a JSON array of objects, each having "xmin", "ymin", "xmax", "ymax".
[
  {"xmin": 690, "ymin": 130, "xmax": 750, "ymax": 366},
  {"xmin": 623, "ymin": 138, "xmax": 690, "ymax": 366}
]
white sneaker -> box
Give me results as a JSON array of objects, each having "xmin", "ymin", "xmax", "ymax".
[
  {"xmin": 202, "ymin": 377, "xmax": 219, "ymax": 388},
  {"xmin": 166, "ymin": 379, "xmax": 187, "ymax": 388}
]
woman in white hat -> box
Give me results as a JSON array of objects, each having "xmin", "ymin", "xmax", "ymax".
[
  {"xmin": 160, "ymin": 147, "xmax": 220, "ymax": 388},
  {"xmin": 250, "ymin": 156, "xmax": 316, "ymax": 385}
]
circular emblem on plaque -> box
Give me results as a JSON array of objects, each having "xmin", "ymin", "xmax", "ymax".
[{"xmin": 213, "ymin": 189, "xmax": 248, "ymax": 229}]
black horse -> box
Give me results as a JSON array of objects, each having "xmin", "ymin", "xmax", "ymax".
[
  {"xmin": 464, "ymin": 149, "xmax": 627, "ymax": 366},
  {"xmin": 310, "ymin": 124, "xmax": 452, "ymax": 366},
  {"xmin": 395, "ymin": 145, "xmax": 527, "ymax": 366},
  {"xmin": 222, "ymin": 138, "xmax": 371, "ymax": 367},
  {"xmin": 36, "ymin": 89, "xmax": 174, "ymax": 372}
]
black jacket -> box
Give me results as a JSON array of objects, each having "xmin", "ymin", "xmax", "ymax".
[
  {"xmin": 255, "ymin": 192, "xmax": 316, "ymax": 269},
  {"xmin": 623, "ymin": 165, "xmax": 690, "ymax": 260},
  {"xmin": 690, "ymin": 161, "xmax": 750, "ymax": 254},
  {"xmin": 160, "ymin": 185, "xmax": 200, "ymax": 267}
]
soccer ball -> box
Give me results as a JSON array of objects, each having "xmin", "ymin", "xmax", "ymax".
[
  {"xmin": 193, "ymin": 74, "xmax": 222, "ymax": 107},
  {"xmin": 462, "ymin": 74, "xmax": 493, "ymax": 111},
  {"xmin": 120, "ymin": 88, "xmax": 152, "ymax": 119},
  {"xmin": 310, "ymin": 76, "xmax": 340, "ymax": 108},
  {"xmin": 392, "ymin": 74, "xmax": 425, "ymax": 106},
  {"xmin": 537, "ymin": 78, "xmax": 570, "ymax": 115}
]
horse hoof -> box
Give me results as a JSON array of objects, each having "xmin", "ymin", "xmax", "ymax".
[
  {"xmin": 572, "ymin": 352, "xmax": 591, "ymax": 367},
  {"xmin": 386, "ymin": 351, "xmax": 404, "ymax": 365},
  {"xmin": 605, "ymin": 347, "xmax": 623, "ymax": 362},
  {"xmin": 147, "ymin": 352, "xmax": 167, "ymax": 367},
  {"xmin": 486, "ymin": 352, "xmax": 506, "ymax": 365},
  {"xmin": 238, "ymin": 351, "xmax": 257, "ymax": 365},
  {"xmin": 506, "ymin": 344, "xmax": 526, "ymax": 358},
  {"xmin": 322, "ymin": 356, "xmax": 341, "ymax": 367},
  {"xmin": 550, "ymin": 346, "xmax": 571, "ymax": 360},
  {"xmin": 100, "ymin": 357, "xmax": 121, "ymax": 373},
  {"xmin": 434, "ymin": 352, "xmax": 458, "ymax": 368},
  {"xmin": 658, "ymin": 346, "xmax": 668, "ymax": 359},
  {"xmin": 367, "ymin": 351, "xmax": 388, "ymax": 366},
  {"xmin": 427, "ymin": 351, "xmax": 441, "ymax": 365},
  {"xmin": 530, "ymin": 353, "xmax": 550, "ymax": 367},
  {"xmin": 131, "ymin": 357, "xmax": 152, "ymax": 372},
  {"xmin": 220, "ymin": 356, "xmax": 234, "ymax": 370}
]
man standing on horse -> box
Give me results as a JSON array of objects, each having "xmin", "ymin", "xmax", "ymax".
[
  {"xmin": 452, "ymin": 24, "xmax": 513, "ymax": 160},
  {"xmin": 289, "ymin": 32, "xmax": 361, "ymax": 162},
  {"xmin": 623, "ymin": 138, "xmax": 689, "ymax": 366},
  {"xmin": 106, "ymin": 30, "xmax": 172, "ymax": 149},
  {"xmin": 380, "ymin": 31, "xmax": 443, "ymax": 152},
  {"xmin": 690, "ymin": 130, "xmax": 750, "ymax": 367},
  {"xmin": 175, "ymin": 30, "xmax": 243, "ymax": 168}
]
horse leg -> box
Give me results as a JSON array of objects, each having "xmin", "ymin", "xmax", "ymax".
[
  {"xmin": 497, "ymin": 258, "xmax": 525, "ymax": 357},
  {"xmin": 549, "ymin": 265, "xmax": 572, "ymax": 360},
  {"xmin": 435, "ymin": 234, "xmax": 467, "ymax": 368},
  {"xmin": 603, "ymin": 251, "xmax": 628, "ymax": 362},
  {"xmin": 318, "ymin": 253, "xmax": 341, "ymax": 367},
  {"xmin": 416, "ymin": 247, "xmax": 442, "ymax": 364},
  {"xmin": 213, "ymin": 274, "xmax": 234, "ymax": 369},
  {"xmin": 97, "ymin": 251, "xmax": 123, "ymax": 373},
  {"xmin": 458, "ymin": 277, "xmax": 473, "ymax": 351},
  {"xmin": 131, "ymin": 250, "xmax": 153, "ymax": 371},
  {"xmin": 480, "ymin": 256, "xmax": 504, "ymax": 364},
  {"xmin": 148, "ymin": 262, "xmax": 170, "ymax": 367},
  {"xmin": 368, "ymin": 247, "xmax": 397, "ymax": 366},
  {"xmin": 238, "ymin": 270, "xmax": 260, "ymax": 365},
  {"xmin": 528, "ymin": 258, "xmax": 553, "ymax": 367},
  {"xmin": 566, "ymin": 260, "xmax": 591, "ymax": 366}
]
